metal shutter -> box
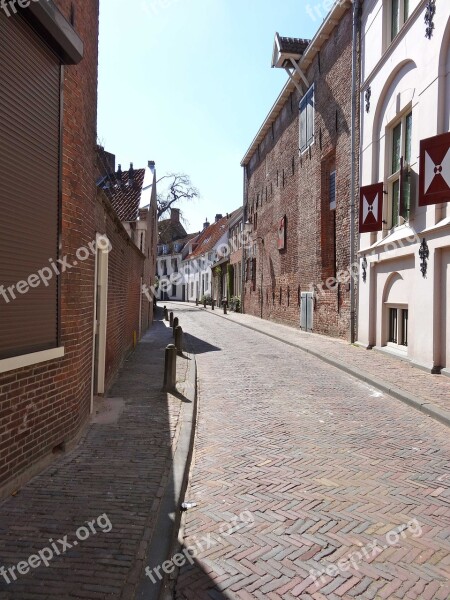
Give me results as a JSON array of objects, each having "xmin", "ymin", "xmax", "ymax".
[{"xmin": 0, "ymin": 11, "xmax": 60, "ymax": 360}]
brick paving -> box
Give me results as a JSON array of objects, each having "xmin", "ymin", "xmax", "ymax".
[
  {"xmin": 0, "ymin": 310, "xmax": 188, "ymax": 600},
  {"xmin": 203, "ymin": 307, "xmax": 450, "ymax": 417},
  {"xmin": 172, "ymin": 303, "xmax": 450, "ymax": 600}
]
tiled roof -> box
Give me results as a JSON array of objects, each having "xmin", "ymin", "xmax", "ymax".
[
  {"xmin": 158, "ymin": 219, "xmax": 188, "ymax": 244},
  {"xmin": 185, "ymin": 216, "xmax": 229, "ymax": 260},
  {"xmin": 278, "ymin": 36, "xmax": 309, "ymax": 55},
  {"xmin": 97, "ymin": 168, "xmax": 145, "ymax": 222}
]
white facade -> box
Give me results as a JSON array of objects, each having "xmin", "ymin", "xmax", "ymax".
[
  {"xmin": 156, "ymin": 248, "xmax": 185, "ymax": 301},
  {"xmin": 357, "ymin": 0, "xmax": 450, "ymax": 374},
  {"xmin": 183, "ymin": 232, "xmax": 228, "ymax": 302}
]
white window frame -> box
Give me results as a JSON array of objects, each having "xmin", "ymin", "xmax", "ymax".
[
  {"xmin": 386, "ymin": 109, "xmax": 412, "ymax": 229},
  {"xmin": 386, "ymin": 0, "xmax": 410, "ymax": 44},
  {"xmin": 299, "ymin": 84, "xmax": 315, "ymax": 154},
  {"xmin": 386, "ymin": 304, "xmax": 409, "ymax": 352}
]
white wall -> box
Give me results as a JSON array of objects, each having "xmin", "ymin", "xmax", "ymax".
[{"xmin": 358, "ymin": 0, "xmax": 450, "ymax": 371}]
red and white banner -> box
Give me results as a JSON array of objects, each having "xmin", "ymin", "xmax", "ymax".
[
  {"xmin": 359, "ymin": 183, "xmax": 383, "ymax": 233},
  {"xmin": 419, "ymin": 131, "xmax": 450, "ymax": 207}
]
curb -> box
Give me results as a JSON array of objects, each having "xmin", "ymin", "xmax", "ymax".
[
  {"xmin": 186, "ymin": 303, "xmax": 450, "ymax": 430},
  {"xmin": 135, "ymin": 338, "xmax": 198, "ymax": 600}
]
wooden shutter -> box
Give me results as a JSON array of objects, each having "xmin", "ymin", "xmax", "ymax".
[{"xmin": 0, "ymin": 12, "xmax": 61, "ymax": 360}]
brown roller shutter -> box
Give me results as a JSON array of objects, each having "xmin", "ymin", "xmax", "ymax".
[{"xmin": 0, "ymin": 11, "xmax": 61, "ymax": 360}]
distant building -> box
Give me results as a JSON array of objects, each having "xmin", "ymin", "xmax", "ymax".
[
  {"xmin": 156, "ymin": 208, "xmax": 199, "ymax": 301},
  {"xmin": 183, "ymin": 215, "xmax": 230, "ymax": 303},
  {"xmin": 357, "ymin": 0, "xmax": 450, "ymax": 374}
]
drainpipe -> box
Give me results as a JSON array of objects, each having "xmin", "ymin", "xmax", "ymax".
[
  {"xmin": 241, "ymin": 165, "xmax": 247, "ymax": 314},
  {"xmin": 350, "ymin": 0, "xmax": 361, "ymax": 344}
]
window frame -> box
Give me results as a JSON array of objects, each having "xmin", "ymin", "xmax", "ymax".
[
  {"xmin": 388, "ymin": 0, "xmax": 410, "ymax": 43},
  {"xmin": 386, "ymin": 109, "xmax": 413, "ymax": 229},
  {"xmin": 386, "ymin": 305, "xmax": 409, "ymax": 351}
]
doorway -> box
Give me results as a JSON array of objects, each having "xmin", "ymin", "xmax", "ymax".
[{"xmin": 92, "ymin": 234, "xmax": 109, "ymax": 406}]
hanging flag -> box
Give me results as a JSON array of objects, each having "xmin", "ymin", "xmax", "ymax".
[
  {"xmin": 359, "ymin": 183, "xmax": 383, "ymax": 233},
  {"xmin": 419, "ymin": 131, "xmax": 450, "ymax": 206}
]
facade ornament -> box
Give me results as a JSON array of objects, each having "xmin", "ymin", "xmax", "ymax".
[
  {"xmin": 362, "ymin": 255, "xmax": 368, "ymax": 283},
  {"xmin": 424, "ymin": 0, "xmax": 436, "ymax": 39},
  {"xmin": 364, "ymin": 86, "xmax": 371, "ymax": 113},
  {"xmin": 419, "ymin": 238, "xmax": 429, "ymax": 277}
]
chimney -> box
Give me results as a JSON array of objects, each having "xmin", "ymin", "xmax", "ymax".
[
  {"xmin": 203, "ymin": 218, "xmax": 210, "ymax": 230},
  {"xmin": 116, "ymin": 164, "xmax": 123, "ymax": 185},
  {"xmin": 215, "ymin": 214, "xmax": 223, "ymax": 223},
  {"xmin": 170, "ymin": 208, "xmax": 180, "ymax": 223},
  {"xmin": 139, "ymin": 208, "xmax": 148, "ymax": 220},
  {"xmin": 148, "ymin": 160, "xmax": 155, "ymax": 170},
  {"xmin": 128, "ymin": 162, "xmax": 135, "ymax": 186}
]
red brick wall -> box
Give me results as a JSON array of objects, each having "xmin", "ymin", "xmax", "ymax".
[
  {"xmin": 0, "ymin": 1, "xmax": 99, "ymax": 493},
  {"xmin": 95, "ymin": 196, "xmax": 147, "ymax": 391},
  {"xmin": 243, "ymin": 9, "xmax": 358, "ymax": 340}
]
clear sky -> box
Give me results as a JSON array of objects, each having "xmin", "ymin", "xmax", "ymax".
[{"xmin": 97, "ymin": 0, "xmax": 323, "ymax": 232}]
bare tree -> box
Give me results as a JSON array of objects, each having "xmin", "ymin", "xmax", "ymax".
[{"xmin": 157, "ymin": 173, "xmax": 199, "ymax": 220}]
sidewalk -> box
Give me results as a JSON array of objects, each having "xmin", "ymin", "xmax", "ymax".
[
  {"xmin": 0, "ymin": 309, "xmax": 195, "ymax": 600},
  {"xmin": 180, "ymin": 301, "xmax": 450, "ymax": 427}
]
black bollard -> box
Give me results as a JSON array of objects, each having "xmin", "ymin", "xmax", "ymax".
[
  {"xmin": 169, "ymin": 311, "xmax": 174, "ymax": 327},
  {"xmin": 173, "ymin": 316, "xmax": 179, "ymax": 335},
  {"xmin": 175, "ymin": 326, "xmax": 183, "ymax": 355},
  {"xmin": 163, "ymin": 344, "xmax": 177, "ymax": 391}
]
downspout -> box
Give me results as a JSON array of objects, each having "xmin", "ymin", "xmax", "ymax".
[
  {"xmin": 350, "ymin": 0, "xmax": 361, "ymax": 344},
  {"xmin": 241, "ymin": 164, "xmax": 247, "ymax": 314}
]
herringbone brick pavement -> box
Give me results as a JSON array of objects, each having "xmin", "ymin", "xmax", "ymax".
[{"xmin": 172, "ymin": 304, "xmax": 450, "ymax": 600}]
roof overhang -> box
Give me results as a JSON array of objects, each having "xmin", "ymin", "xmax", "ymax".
[{"xmin": 241, "ymin": 0, "xmax": 352, "ymax": 167}]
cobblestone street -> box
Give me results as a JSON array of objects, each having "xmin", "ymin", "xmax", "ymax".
[{"xmin": 173, "ymin": 303, "xmax": 450, "ymax": 600}]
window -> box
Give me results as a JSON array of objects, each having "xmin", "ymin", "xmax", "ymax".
[
  {"xmin": 171, "ymin": 284, "xmax": 177, "ymax": 297},
  {"xmin": 329, "ymin": 171, "xmax": 336, "ymax": 210},
  {"xmin": 388, "ymin": 307, "xmax": 408, "ymax": 347},
  {"xmin": 299, "ymin": 85, "xmax": 315, "ymax": 152},
  {"xmin": 390, "ymin": 0, "xmax": 410, "ymax": 41},
  {"xmin": 388, "ymin": 111, "xmax": 412, "ymax": 227}
]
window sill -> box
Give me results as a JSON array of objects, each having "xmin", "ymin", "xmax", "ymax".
[{"xmin": 0, "ymin": 347, "xmax": 65, "ymax": 375}]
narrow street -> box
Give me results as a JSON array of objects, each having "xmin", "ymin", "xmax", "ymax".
[{"xmin": 172, "ymin": 303, "xmax": 450, "ymax": 600}]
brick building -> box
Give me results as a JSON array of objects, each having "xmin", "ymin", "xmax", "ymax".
[
  {"xmin": 0, "ymin": 1, "xmax": 157, "ymax": 497},
  {"xmin": 96, "ymin": 157, "xmax": 158, "ymax": 391},
  {"xmin": 241, "ymin": 0, "xmax": 359, "ymax": 340}
]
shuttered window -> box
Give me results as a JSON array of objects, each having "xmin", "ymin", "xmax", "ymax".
[
  {"xmin": 0, "ymin": 12, "xmax": 61, "ymax": 360},
  {"xmin": 299, "ymin": 85, "xmax": 315, "ymax": 152}
]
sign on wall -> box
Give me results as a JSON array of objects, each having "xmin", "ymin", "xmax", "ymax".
[
  {"xmin": 359, "ymin": 182, "xmax": 383, "ymax": 233},
  {"xmin": 278, "ymin": 216, "xmax": 286, "ymax": 250},
  {"xmin": 419, "ymin": 131, "xmax": 450, "ymax": 206}
]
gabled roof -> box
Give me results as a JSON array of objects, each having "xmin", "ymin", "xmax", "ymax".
[
  {"xmin": 97, "ymin": 168, "xmax": 145, "ymax": 222},
  {"xmin": 158, "ymin": 218, "xmax": 188, "ymax": 244},
  {"xmin": 184, "ymin": 217, "xmax": 229, "ymax": 260}
]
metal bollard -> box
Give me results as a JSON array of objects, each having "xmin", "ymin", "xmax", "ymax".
[
  {"xmin": 173, "ymin": 316, "xmax": 179, "ymax": 335},
  {"xmin": 223, "ymin": 299, "xmax": 228, "ymax": 315},
  {"xmin": 211, "ymin": 299, "xmax": 215, "ymax": 311},
  {"xmin": 163, "ymin": 306, "xmax": 168, "ymax": 321},
  {"xmin": 203, "ymin": 298, "xmax": 207, "ymax": 308},
  {"xmin": 195, "ymin": 298, "xmax": 198, "ymax": 306},
  {"xmin": 169, "ymin": 311, "xmax": 174, "ymax": 327},
  {"xmin": 163, "ymin": 344, "xmax": 177, "ymax": 391},
  {"xmin": 175, "ymin": 326, "xmax": 183, "ymax": 355}
]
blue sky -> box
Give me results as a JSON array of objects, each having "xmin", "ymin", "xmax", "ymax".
[{"xmin": 97, "ymin": 0, "xmax": 323, "ymax": 232}]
